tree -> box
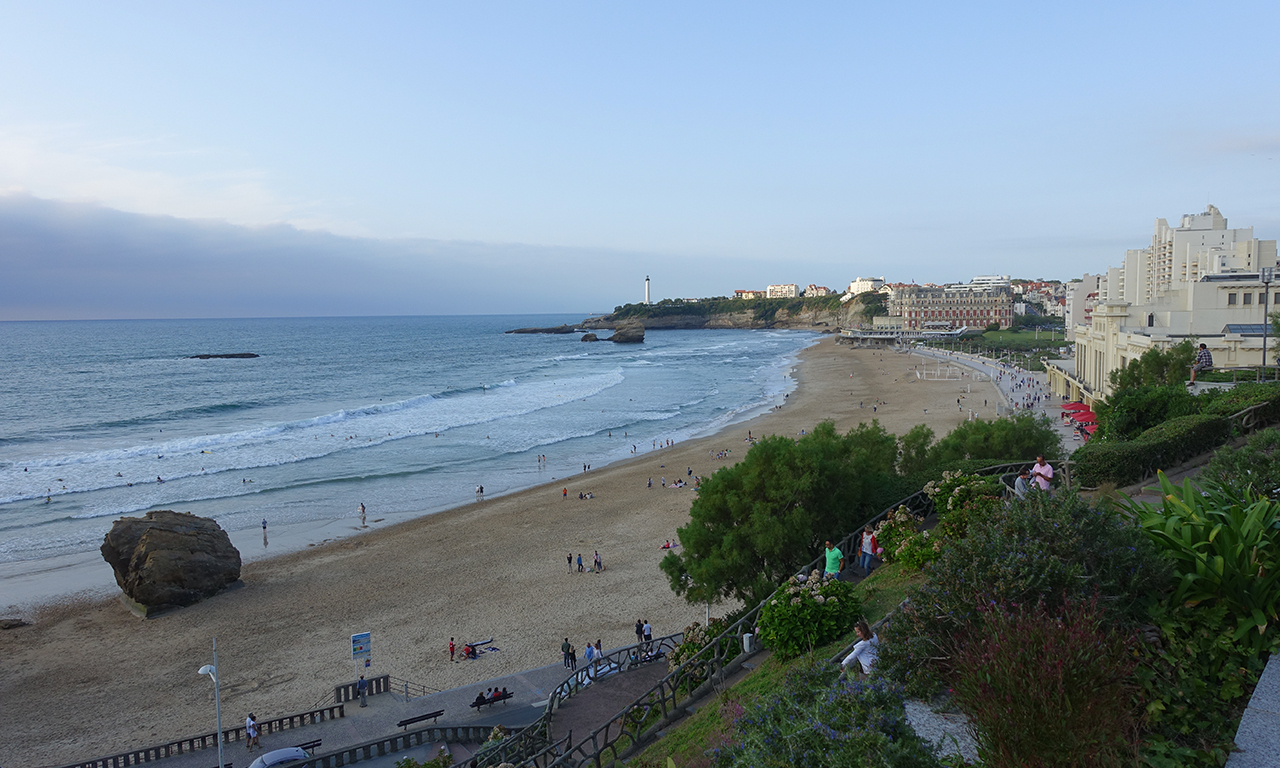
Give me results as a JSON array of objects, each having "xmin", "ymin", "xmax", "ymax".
[
  {"xmin": 897, "ymin": 423, "xmax": 935, "ymax": 475},
  {"xmin": 928, "ymin": 412, "xmax": 1062, "ymax": 464},
  {"xmin": 1108, "ymin": 340, "xmax": 1196, "ymax": 391},
  {"xmin": 660, "ymin": 420, "xmax": 897, "ymax": 607}
]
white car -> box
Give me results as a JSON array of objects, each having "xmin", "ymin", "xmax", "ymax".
[{"xmin": 247, "ymin": 747, "xmax": 310, "ymax": 768}]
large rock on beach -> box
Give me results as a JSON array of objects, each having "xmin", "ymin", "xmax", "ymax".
[
  {"xmin": 101, "ymin": 510, "xmax": 242, "ymax": 617},
  {"xmin": 609, "ymin": 320, "xmax": 645, "ymax": 343},
  {"xmin": 580, "ymin": 333, "xmax": 599, "ymax": 342}
]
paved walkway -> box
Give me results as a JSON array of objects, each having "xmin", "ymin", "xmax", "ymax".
[
  {"xmin": 548, "ymin": 662, "xmax": 672, "ymax": 748},
  {"xmin": 152, "ymin": 661, "xmax": 570, "ymax": 768}
]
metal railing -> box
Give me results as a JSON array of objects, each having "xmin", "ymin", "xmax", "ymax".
[
  {"xmin": 530, "ymin": 459, "xmax": 1054, "ymax": 768},
  {"xmin": 389, "ymin": 674, "xmax": 442, "ymax": 700},
  {"xmin": 471, "ymin": 635, "xmax": 684, "ymax": 768},
  {"xmin": 55, "ymin": 705, "xmax": 345, "ymax": 768}
]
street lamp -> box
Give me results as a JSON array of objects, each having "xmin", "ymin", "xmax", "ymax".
[
  {"xmin": 1260, "ymin": 267, "xmax": 1277, "ymax": 381},
  {"xmin": 198, "ymin": 638, "xmax": 225, "ymax": 768}
]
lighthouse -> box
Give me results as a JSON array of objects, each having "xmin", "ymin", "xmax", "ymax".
[{"xmin": 645, "ymin": 275, "xmax": 651, "ymax": 305}]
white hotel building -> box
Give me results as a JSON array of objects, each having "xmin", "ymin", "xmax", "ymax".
[{"xmin": 1047, "ymin": 205, "xmax": 1279, "ymax": 402}]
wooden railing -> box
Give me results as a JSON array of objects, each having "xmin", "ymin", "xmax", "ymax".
[
  {"xmin": 304, "ymin": 724, "xmax": 495, "ymax": 768},
  {"xmin": 54, "ymin": 705, "xmax": 345, "ymax": 768}
]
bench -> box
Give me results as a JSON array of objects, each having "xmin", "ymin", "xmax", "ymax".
[
  {"xmin": 397, "ymin": 710, "xmax": 445, "ymax": 729},
  {"xmin": 469, "ymin": 692, "xmax": 514, "ymax": 709}
]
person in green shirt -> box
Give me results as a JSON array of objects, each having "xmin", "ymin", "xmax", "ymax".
[{"xmin": 823, "ymin": 540, "xmax": 844, "ymax": 577}]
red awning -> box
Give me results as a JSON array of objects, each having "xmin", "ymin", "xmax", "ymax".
[
  {"xmin": 1082, "ymin": 424, "xmax": 1098, "ymax": 433},
  {"xmin": 1061, "ymin": 402, "xmax": 1089, "ymax": 411},
  {"xmin": 1073, "ymin": 416, "xmax": 1098, "ymax": 425}
]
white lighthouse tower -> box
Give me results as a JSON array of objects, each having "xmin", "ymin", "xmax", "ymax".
[{"xmin": 645, "ymin": 275, "xmax": 651, "ymax": 305}]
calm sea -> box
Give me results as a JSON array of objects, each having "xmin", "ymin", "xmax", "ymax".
[{"xmin": 0, "ymin": 316, "xmax": 816, "ymax": 567}]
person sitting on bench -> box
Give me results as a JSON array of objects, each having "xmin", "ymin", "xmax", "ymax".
[{"xmin": 473, "ymin": 691, "xmax": 487, "ymax": 706}]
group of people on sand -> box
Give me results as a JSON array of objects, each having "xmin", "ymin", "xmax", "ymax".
[
  {"xmin": 659, "ymin": 539, "xmax": 679, "ymax": 549},
  {"xmin": 568, "ymin": 552, "xmax": 604, "ymax": 573}
]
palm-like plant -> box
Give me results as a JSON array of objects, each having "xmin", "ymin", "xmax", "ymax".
[{"xmin": 1121, "ymin": 472, "xmax": 1280, "ymax": 651}]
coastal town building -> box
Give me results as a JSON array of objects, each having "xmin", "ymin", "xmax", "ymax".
[
  {"xmin": 847, "ymin": 276, "xmax": 885, "ymax": 296},
  {"xmin": 805, "ymin": 284, "xmax": 832, "ymax": 296},
  {"xmin": 733, "ymin": 289, "xmax": 765, "ymax": 299},
  {"xmin": 887, "ymin": 279, "xmax": 1014, "ymax": 331},
  {"xmin": 1064, "ymin": 274, "xmax": 1102, "ymax": 341},
  {"xmin": 1046, "ymin": 205, "xmax": 1279, "ymax": 402},
  {"xmin": 766, "ymin": 284, "xmax": 800, "ymax": 299}
]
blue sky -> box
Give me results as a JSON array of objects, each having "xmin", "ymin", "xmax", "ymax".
[{"xmin": 2, "ymin": 2, "xmax": 1279, "ymax": 319}]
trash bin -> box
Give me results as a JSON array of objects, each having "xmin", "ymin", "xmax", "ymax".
[{"xmin": 742, "ymin": 633, "xmax": 755, "ymax": 654}]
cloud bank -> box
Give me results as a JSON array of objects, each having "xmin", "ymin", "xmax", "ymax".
[{"xmin": 0, "ymin": 194, "xmax": 688, "ymax": 320}]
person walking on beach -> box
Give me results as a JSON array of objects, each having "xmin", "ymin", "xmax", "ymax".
[
  {"xmin": 569, "ymin": 644, "xmax": 578, "ymax": 670},
  {"xmin": 577, "ymin": 554, "xmax": 584, "ymax": 572},
  {"xmin": 643, "ymin": 619, "xmax": 652, "ymax": 644},
  {"xmin": 357, "ymin": 674, "xmax": 368, "ymax": 707},
  {"xmin": 246, "ymin": 713, "xmax": 260, "ymax": 750},
  {"xmin": 635, "ymin": 619, "xmax": 644, "ymax": 646},
  {"xmin": 567, "ymin": 552, "xmax": 573, "ymax": 572},
  {"xmin": 358, "ymin": 502, "xmax": 366, "ymax": 527},
  {"xmin": 449, "ymin": 637, "xmax": 456, "ymax": 662},
  {"xmin": 562, "ymin": 638, "xmax": 571, "ymax": 668}
]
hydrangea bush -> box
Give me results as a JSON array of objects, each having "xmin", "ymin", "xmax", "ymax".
[{"xmin": 757, "ymin": 570, "xmax": 861, "ymax": 660}]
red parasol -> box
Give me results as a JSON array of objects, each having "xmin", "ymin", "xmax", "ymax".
[{"xmin": 1061, "ymin": 402, "xmax": 1089, "ymax": 411}]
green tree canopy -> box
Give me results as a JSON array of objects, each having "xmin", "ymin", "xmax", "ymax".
[
  {"xmin": 1108, "ymin": 340, "xmax": 1196, "ymax": 391},
  {"xmin": 660, "ymin": 420, "xmax": 897, "ymax": 607},
  {"xmin": 927, "ymin": 412, "xmax": 1062, "ymax": 464}
]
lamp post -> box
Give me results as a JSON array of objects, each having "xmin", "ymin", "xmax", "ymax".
[
  {"xmin": 1263, "ymin": 267, "xmax": 1275, "ymax": 382},
  {"xmin": 198, "ymin": 638, "xmax": 224, "ymax": 768}
]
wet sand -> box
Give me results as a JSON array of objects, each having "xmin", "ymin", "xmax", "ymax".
[{"xmin": 0, "ymin": 337, "xmax": 1000, "ymax": 765}]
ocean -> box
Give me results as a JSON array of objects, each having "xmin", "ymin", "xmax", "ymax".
[{"xmin": 0, "ymin": 315, "xmax": 816, "ymax": 576}]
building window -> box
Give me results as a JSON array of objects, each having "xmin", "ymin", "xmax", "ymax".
[
  {"xmin": 1244, "ymin": 293, "xmax": 1253, "ymax": 305},
  {"xmin": 1228, "ymin": 293, "xmax": 1238, "ymax": 305}
]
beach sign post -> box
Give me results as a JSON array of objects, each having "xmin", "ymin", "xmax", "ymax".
[{"xmin": 352, "ymin": 631, "xmax": 371, "ymax": 672}]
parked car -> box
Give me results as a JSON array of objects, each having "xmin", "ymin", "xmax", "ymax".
[{"xmin": 248, "ymin": 747, "xmax": 310, "ymax": 768}]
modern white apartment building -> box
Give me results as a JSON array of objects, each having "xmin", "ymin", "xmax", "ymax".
[
  {"xmin": 1064, "ymin": 274, "xmax": 1102, "ymax": 341},
  {"xmin": 766, "ymin": 284, "xmax": 800, "ymax": 299},
  {"xmin": 1047, "ymin": 205, "xmax": 1279, "ymax": 402}
]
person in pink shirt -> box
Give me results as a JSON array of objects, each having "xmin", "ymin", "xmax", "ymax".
[{"xmin": 1030, "ymin": 455, "xmax": 1054, "ymax": 491}]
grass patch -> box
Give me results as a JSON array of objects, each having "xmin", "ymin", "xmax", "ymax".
[
  {"xmin": 628, "ymin": 614, "xmax": 895, "ymax": 767},
  {"xmin": 851, "ymin": 561, "xmax": 924, "ymax": 623}
]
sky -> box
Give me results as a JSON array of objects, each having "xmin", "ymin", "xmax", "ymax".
[{"xmin": 2, "ymin": 1, "xmax": 1279, "ymax": 320}]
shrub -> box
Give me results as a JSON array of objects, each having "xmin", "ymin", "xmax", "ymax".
[
  {"xmin": 1094, "ymin": 384, "xmax": 1198, "ymax": 441},
  {"xmin": 714, "ymin": 658, "xmax": 942, "ymax": 768},
  {"xmin": 1203, "ymin": 428, "xmax": 1280, "ymax": 499},
  {"xmin": 949, "ymin": 596, "xmax": 1138, "ymax": 767},
  {"xmin": 1198, "ymin": 381, "xmax": 1280, "ymax": 421},
  {"xmin": 1072, "ymin": 414, "xmax": 1231, "ymax": 487},
  {"xmin": 1135, "ymin": 600, "xmax": 1276, "ymax": 767},
  {"xmin": 873, "ymin": 506, "xmax": 923, "ymax": 563},
  {"xmin": 757, "ymin": 571, "xmax": 861, "ymax": 660},
  {"xmin": 667, "ymin": 617, "xmax": 729, "ymax": 673},
  {"xmin": 1121, "ymin": 472, "xmax": 1280, "ymax": 652},
  {"xmin": 877, "ymin": 493, "xmax": 1170, "ymax": 697},
  {"xmin": 922, "ymin": 470, "xmax": 1005, "ymax": 514},
  {"xmin": 894, "ymin": 529, "xmax": 942, "ymax": 571}
]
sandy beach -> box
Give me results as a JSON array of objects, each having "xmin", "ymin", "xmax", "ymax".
[{"xmin": 0, "ymin": 338, "xmax": 1000, "ymax": 766}]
